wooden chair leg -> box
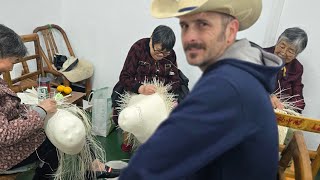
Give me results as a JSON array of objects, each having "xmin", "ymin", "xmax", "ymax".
[
  {"xmin": 0, "ymin": 174, "xmax": 18, "ymax": 180},
  {"xmin": 312, "ymin": 145, "xmax": 320, "ymax": 177},
  {"xmin": 85, "ymin": 77, "xmax": 92, "ymax": 98}
]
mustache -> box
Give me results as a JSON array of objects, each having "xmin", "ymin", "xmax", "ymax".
[{"xmin": 184, "ymin": 43, "xmax": 205, "ymax": 51}]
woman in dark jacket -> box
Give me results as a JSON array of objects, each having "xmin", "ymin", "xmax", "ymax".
[
  {"xmin": 112, "ymin": 25, "xmax": 180, "ymax": 152},
  {"xmin": 265, "ymin": 27, "xmax": 308, "ymax": 113}
]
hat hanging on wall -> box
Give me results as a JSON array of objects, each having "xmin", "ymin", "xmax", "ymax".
[{"xmin": 59, "ymin": 56, "xmax": 94, "ymax": 82}]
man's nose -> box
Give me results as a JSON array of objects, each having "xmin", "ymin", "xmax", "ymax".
[{"xmin": 182, "ymin": 28, "xmax": 198, "ymax": 42}]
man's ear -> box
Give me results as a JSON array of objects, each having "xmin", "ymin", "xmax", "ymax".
[{"xmin": 225, "ymin": 19, "xmax": 239, "ymax": 44}]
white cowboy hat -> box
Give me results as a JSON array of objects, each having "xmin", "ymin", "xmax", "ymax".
[
  {"xmin": 59, "ymin": 56, "xmax": 94, "ymax": 83},
  {"xmin": 118, "ymin": 93, "xmax": 170, "ymax": 143},
  {"xmin": 151, "ymin": 0, "xmax": 262, "ymax": 31},
  {"xmin": 44, "ymin": 109, "xmax": 86, "ymax": 155}
]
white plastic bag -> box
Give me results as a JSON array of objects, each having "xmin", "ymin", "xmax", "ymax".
[{"xmin": 90, "ymin": 87, "xmax": 112, "ymax": 137}]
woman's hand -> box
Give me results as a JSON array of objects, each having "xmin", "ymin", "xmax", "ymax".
[
  {"xmin": 138, "ymin": 85, "xmax": 156, "ymax": 95},
  {"xmin": 39, "ymin": 98, "xmax": 57, "ymax": 113},
  {"xmin": 270, "ymin": 95, "xmax": 284, "ymax": 110}
]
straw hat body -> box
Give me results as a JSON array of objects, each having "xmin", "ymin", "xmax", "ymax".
[
  {"xmin": 44, "ymin": 109, "xmax": 86, "ymax": 155},
  {"xmin": 118, "ymin": 93, "xmax": 170, "ymax": 143},
  {"xmin": 151, "ymin": 0, "xmax": 262, "ymax": 31},
  {"xmin": 59, "ymin": 56, "xmax": 94, "ymax": 83}
]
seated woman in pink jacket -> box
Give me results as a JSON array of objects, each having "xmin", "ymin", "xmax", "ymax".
[
  {"xmin": 0, "ymin": 24, "xmax": 57, "ymax": 179},
  {"xmin": 265, "ymin": 27, "xmax": 308, "ymax": 113}
]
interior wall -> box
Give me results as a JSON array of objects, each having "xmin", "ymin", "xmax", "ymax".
[
  {"xmin": 275, "ymin": 0, "xmax": 320, "ymax": 150},
  {"xmin": 0, "ymin": 0, "xmax": 62, "ymax": 34},
  {"xmin": 60, "ymin": 0, "xmax": 277, "ymax": 90},
  {"xmin": 0, "ymin": 0, "xmax": 62, "ymax": 78},
  {"xmin": 2, "ymin": 0, "xmax": 318, "ymax": 149},
  {"xmin": 59, "ymin": 0, "xmax": 197, "ymax": 90},
  {"xmin": 60, "ymin": 0, "xmax": 320, "ymax": 149}
]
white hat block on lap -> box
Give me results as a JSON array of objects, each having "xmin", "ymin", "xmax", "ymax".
[
  {"xmin": 44, "ymin": 109, "xmax": 86, "ymax": 155},
  {"xmin": 118, "ymin": 93, "xmax": 170, "ymax": 143}
]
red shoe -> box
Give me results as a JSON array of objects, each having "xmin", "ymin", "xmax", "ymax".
[{"xmin": 121, "ymin": 143, "xmax": 132, "ymax": 153}]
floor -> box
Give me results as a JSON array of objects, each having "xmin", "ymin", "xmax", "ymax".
[
  {"xmin": 14, "ymin": 128, "xmax": 320, "ymax": 179},
  {"xmin": 96, "ymin": 127, "xmax": 132, "ymax": 162},
  {"xmin": 16, "ymin": 127, "xmax": 132, "ymax": 180}
]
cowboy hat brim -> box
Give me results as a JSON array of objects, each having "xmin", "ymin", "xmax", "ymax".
[{"xmin": 151, "ymin": 0, "xmax": 262, "ymax": 31}]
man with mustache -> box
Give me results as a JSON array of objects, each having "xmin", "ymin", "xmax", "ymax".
[
  {"xmin": 266, "ymin": 27, "xmax": 308, "ymax": 113},
  {"xmin": 119, "ymin": 0, "xmax": 283, "ymax": 179}
]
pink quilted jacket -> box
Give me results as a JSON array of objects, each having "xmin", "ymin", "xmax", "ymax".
[{"xmin": 0, "ymin": 78, "xmax": 46, "ymax": 171}]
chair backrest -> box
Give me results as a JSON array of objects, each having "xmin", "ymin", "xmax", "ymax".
[
  {"xmin": 3, "ymin": 33, "xmax": 44, "ymax": 92},
  {"xmin": 3, "ymin": 33, "xmax": 70, "ymax": 92},
  {"xmin": 277, "ymin": 112, "xmax": 320, "ymax": 178},
  {"xmin": 278, "ymin": 131, "xmax": 313, "ymax": 180},
  {"xmin": 33, "ymin": 24, "xmax": 75, "ymax": 65},
  {"xmin": 33, "ymin": 24, "xmax": 92, "ymax": 97}
]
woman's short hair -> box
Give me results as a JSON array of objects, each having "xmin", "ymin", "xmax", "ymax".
[
  {"xmin": 0, "ymin": 24, "xmax": 27, "ymax": 59},
  {"xmin": 277, "ymin": 27, "xmax": 308, "ymax": 54},
  {"xmin": 151, "ymin": 25, "xmax": 176, "ymax": 51}
]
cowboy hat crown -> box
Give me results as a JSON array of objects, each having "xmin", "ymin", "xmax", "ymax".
[{"xmin": 151, "ymin": 0, "xmax": 262, "ymax": 31}]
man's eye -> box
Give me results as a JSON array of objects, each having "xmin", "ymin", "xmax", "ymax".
[
  {"xmin": 288, "ymin": 50, "xmax": 294, "ymax": 54},
  {"xmin": 199, "ymin": 22, "xmax": 207, "ymax": 27},
  {"xmin": 180, "ymin": 24, "xmax": 187, "ymax": 29}
]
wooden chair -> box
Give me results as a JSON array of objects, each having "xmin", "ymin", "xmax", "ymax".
[
  {"xmin": 2, "ymin": 33, "xmax": 68, "ymax": 92},
  {"xmin": 33, "ymin": 24, "xmax": 92, "ymax": 96},
  {"xmin": 278, "ymin": 131, "xmax": 313, "ymax": 180},
  {"xmin": 0, "ymin": 174, "xmax": 17, "ymax": 180},
  {"xmin": 279, "ymin": 143, "xmax": 320, "ymax": 179},
  {"xmin": 277, "ymin": 112, "xmax": 320, "ymax": 179}
]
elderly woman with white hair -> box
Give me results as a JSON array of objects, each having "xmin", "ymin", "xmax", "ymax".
[{"xmin": 266, "ymin": 27, "xmax": 308, "ymax": 113}]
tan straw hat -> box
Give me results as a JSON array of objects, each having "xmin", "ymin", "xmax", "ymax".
[
  {"xmin": 59, "ymin": 56, "xmax": 94, "ymax": 83},
  {"xmin": 151, "ymin": 0, "xmax": 262, "ymax": 31}
]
